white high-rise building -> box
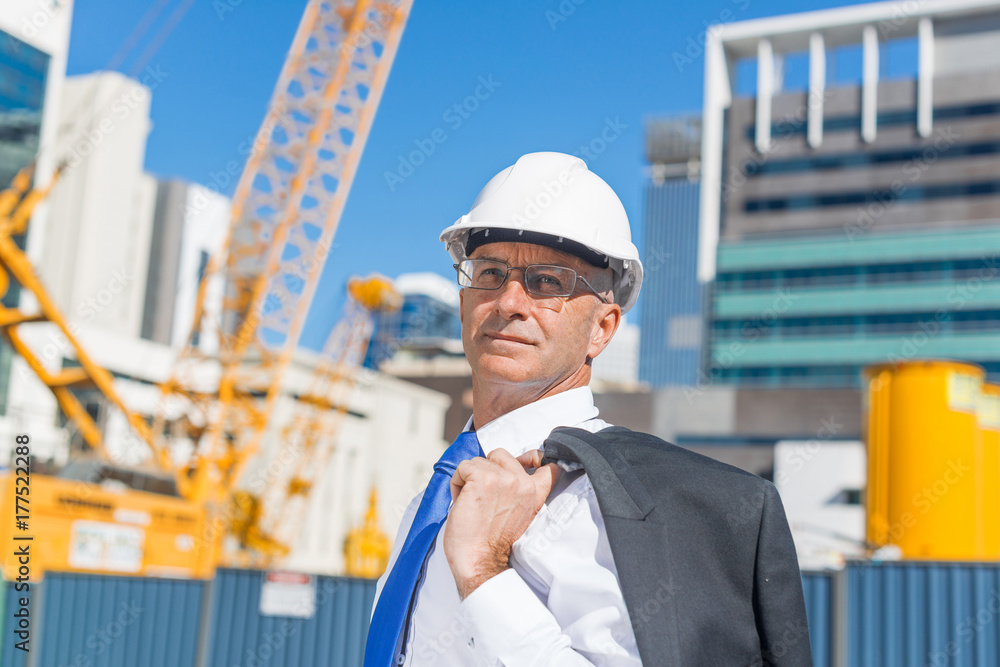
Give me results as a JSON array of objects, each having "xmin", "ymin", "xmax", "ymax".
[
  {"xmin": 42, "ymin": 71, "xmax": 158, "ymax": 338},
  {"xmin": 142, "ymin": 180, "xmax": 229, "ymax": 354}
]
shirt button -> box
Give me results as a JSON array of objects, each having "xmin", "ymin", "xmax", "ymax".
[
  {"xmin": 397, "ymin": 654, "xmax": 405, "ymax": 665},
  {"xmin": 468, "ymin": 637, "xmax": 475, "ymax": 649}
]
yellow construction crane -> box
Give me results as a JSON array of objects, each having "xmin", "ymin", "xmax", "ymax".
[
  {"xmin": 153, "ymin": 0, "xmax": 414, "ymax": 510},
  {"xmin": 0, "ymin": 164, "xmax": 159, "ymax": 465},
  {"xmin": 231, "ymin": 274, "xmax": 400, "ymax": 565},
  {"xmin": 0, "ymin": 164, "xmax": 217, "ymax": 578},
  {"xmin": 345, "ymin": 487, "xmax": 391, "ymax": 578},
  {"xmin": 0, "ymin": 0, "xmax": 414, "ymax": 577}
]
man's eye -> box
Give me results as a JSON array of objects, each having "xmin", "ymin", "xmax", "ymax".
[
  {"xmin": 534, "ymin": 272, "xmax": 565, "ymax": 286},
  {"xmin": 479, "ymin": 268, "xmax": 504, "ymax": 278}
]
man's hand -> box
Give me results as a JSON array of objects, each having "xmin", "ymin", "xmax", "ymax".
[{"xmin": 444, "ymin": 448, "xmax": 561, "ymax": 599}]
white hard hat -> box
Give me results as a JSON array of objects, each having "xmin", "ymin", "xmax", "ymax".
[{"xmin": 440, "ymin": 152, "xmax": 643, "ymax": 313}]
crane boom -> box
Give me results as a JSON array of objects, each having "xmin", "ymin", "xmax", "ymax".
[
  {"xmin": 232, "ymin": 275, "xmax": 401, "ymax": 563},
  {"xmin": 156, "ymin": 0, "xmax": 413, "ymax": 504},
  {"xmin": 0, "ymin": 0, "xmax": 414, "ymax": 577},
  {"xmin": 0, "ymin": 165, "xmax": 160, "ymax": 464}
]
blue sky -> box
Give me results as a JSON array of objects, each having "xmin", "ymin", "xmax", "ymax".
[{"xmin": 66, "ymin": 0, "xmax": 886, "ymax": 350}]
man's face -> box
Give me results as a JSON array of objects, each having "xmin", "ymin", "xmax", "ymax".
[{"xmin": 459, "ymin": 241, "xmax": 619, "ymax": 392}]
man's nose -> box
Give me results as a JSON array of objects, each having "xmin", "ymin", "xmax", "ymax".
[{"xmin": 495, "ymin": 269, "xmax": 531, "ymax": 317}]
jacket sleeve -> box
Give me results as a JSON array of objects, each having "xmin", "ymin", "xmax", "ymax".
[{"xmin": 752, "ymin": 482, "xmax": 814, "ymax": 666}]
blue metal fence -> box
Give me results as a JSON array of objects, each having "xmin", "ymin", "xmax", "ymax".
[
  {"xmin": 1, "ymin": 581, "xmax": 29, "ymax": 667},
  {"xmin": 203, "ymin": 568, "xmax": 376, "ymax": 667},
  {"xmin": 12, "ymin": 562, "xmax": 1000, "ymax": 666},
  {"xmin": 36, "ymin": 572, "xmax": 205, "ymax": 667},
  {"xmin": 802, "ymin": 571, "xmax": 835, "ymax": 667},
  {"xmin": 847, "ymin": 561, "xmax": 1000, "ymax": 667}
]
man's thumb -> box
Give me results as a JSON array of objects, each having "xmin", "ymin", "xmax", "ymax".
[{"xmin": 530, "ymin": 462, "xmax": 562, "ymax": 504}]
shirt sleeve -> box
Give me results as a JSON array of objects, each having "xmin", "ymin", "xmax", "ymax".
[{"xmin": 456, "ymin": 474, "xmax": 640, "ymax": 666}]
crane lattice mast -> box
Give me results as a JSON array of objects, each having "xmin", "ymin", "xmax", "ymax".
[{"xmin": 155, "ymin": 0, "xmax": 413, "ymax": 504}]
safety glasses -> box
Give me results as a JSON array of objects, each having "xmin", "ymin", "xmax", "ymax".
[{"xmin": 454, "ymin": 259, "xmax": 610, "ymax": 304}]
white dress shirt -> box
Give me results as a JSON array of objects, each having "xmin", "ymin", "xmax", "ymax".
[{"xmin": 372, "ymin": 386, "xmax": 641, "ymax": 666}]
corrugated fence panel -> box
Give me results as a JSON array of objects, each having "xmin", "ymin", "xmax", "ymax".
[
  {"xmin": 2, "ymin": 581, "xmax": 29, "ymax": 667},
  {"xmin": 847, "ymin": 561, "xmax": 1000, "ymax": 667},
  {"xmin": 802, "ymin": 571, "xmax": 835, "ymax": 667},
  {"xmin": 35, "ymin": 572, "xmax": 205, "ymax": 667},
  {"xmin": 205, "ymin": 568, "xmax": 377, "ymax": 667},
  {"xmin": 18, "ymin": 562, "xmax": 1000, "ymax": 666}
]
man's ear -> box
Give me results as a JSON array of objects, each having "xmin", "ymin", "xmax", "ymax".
[
  {"xmin": 459, "ymin": 289, "xmax": 464, "ymax": 326},
  {"xmin": 587, "ymin": 303, "xmax": 621, "ymax": 360}
]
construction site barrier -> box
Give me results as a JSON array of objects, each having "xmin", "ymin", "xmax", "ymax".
[{"xmin": 8, "ymin": 563, "xmax": 1000, "ymax": 665}]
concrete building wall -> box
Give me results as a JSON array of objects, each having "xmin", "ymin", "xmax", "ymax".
[
  {"xmin": 41, "ymin": 72, "xmax": 155, "ymax": 338},
  {"xmin": 142, "ymin": 180, "xmax": 188, "ymax": 344},
  {"xmin": 735, "ymin": 387, "xmax": 861, "ymax": 438},
  {"xmin": 775, "ymin": 440, "xmax": 866, "ymax": 569},
  {"xmin": 722, "ymin": 70, "xmax": 1000, "ymax": 240},
  {"xmin": 651, "ymin": 386, "xmax": 737, "ymax": 444},
  {"xmin": 384, "ymin": 371, "xmax": 472, "ymax": 443},
  {"xmin": 592, "ymin": 389, "xmax": 654, "ymax": 434},
  {"xmin": 170, "ymin": 184, "xmax": 229, "ymax": 352},
  {"xmin": 595, "ymin": 385, "xmax": 862, "ymax": 444},
  {"xmin": 935, "ymin": 13, "xmax": 1000, "ymax": 74}
]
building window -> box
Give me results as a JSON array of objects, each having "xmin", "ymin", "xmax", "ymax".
[
  {"xmin": 0, "ymin": 29, "xmax": 50, "ymax": 187},
  {"xmin": 743, "ymin": 100, "xmax": 1000, "ymax": 144},
  {"xmin": 745, "ymin": 179, "xmax": 1000, "ymax": 214},
  {"xmin": 716, "ymin": 258, "xmax": 998, "ymax": 293},
  {"xmin": 742, "ymin": 140, "xmax": 1000, "ymax": 177},
  {"xmin": 713, "ymin": 309, "xmax": 1000, "ymax": 342}
]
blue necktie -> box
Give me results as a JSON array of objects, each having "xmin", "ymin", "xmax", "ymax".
[{"xmin": 365, "ymin": 431, "xmax": 484, "ymax": 667}]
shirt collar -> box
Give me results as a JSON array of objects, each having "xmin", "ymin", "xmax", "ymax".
[{"xmin": 462, "ymin": 386, "xmax": 600, "ymax": 458}]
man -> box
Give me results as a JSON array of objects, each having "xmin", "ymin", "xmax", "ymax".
[{"xmin": 365, "ymin": 152, "xmax": 811, "ymax": 666}]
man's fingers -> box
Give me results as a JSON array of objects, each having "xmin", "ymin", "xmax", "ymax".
[
  {"xmin": 486, "ymin": 447, "xmax": 527, "ymax": 474},
  {"xmin": 450, "ymin": 458, "xmax": 480, "ymax": 501},
  {"xmin": 515, "ymin": 449, "xmax": 545, "ymax": 471},
  {"xmin": 454, "ymin": 451, "xmax": 561, "ymax": 505}
]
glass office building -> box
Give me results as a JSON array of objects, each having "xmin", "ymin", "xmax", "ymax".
[
  {"xmin": 0, "ymin": 28, "xmax": 50, "ymax": 413},
  {"xmin": 0, "ymin": 29, "xmax": 48, "ymax": 188},
  {"xmin": 638, "ymin": 117, "xmax": 705, "ymax": 387},
  {"xmin": 712, "ymin": 227, "xmax": 1000, "ymax": 386}
]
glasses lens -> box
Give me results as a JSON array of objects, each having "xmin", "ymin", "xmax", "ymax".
[
  {"xmin": 459, "ymin": 259, "xmax": 507, "ymax": 289},
  {"xmin": 525, "ymin": 265, "xmax": 576, "ymax": 296}
]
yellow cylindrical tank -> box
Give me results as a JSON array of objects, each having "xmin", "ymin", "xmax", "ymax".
[
  {"xmin": 980, "ymin": 384, "xmax": 1000, "ymax": 558},
  {"xmin": 864, "ymin": 360, "xmax": 986, "ymax": 559}
]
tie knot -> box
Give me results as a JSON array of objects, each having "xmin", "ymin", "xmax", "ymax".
[{"xmin": 436, "ymin": 431, "xmax": 482, "ymax": 474}]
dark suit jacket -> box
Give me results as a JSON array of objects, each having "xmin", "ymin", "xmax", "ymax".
[{"xmin": 542, "ymin": 426, "xmax": 813, "ymax": 666}]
